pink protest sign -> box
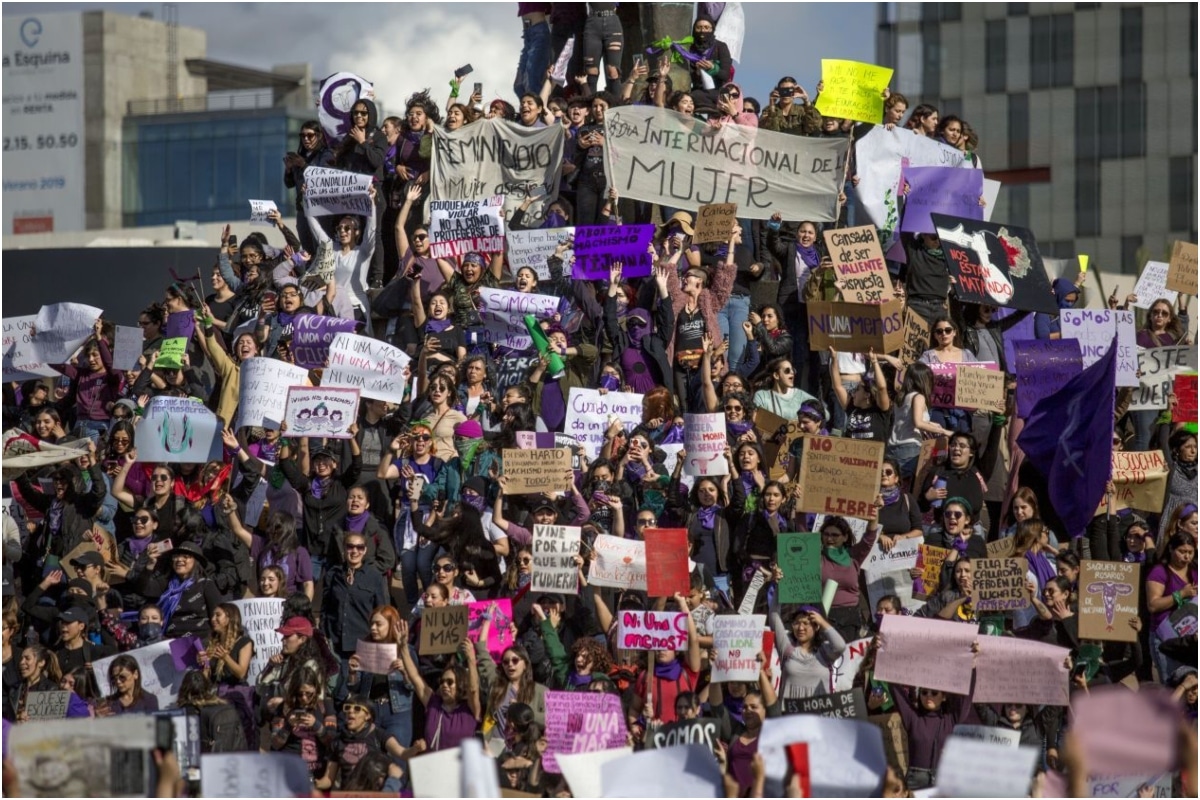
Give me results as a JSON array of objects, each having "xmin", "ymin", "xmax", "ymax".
[
  {"xmin": 467, "ymin": 599, "xmax": 515, "ymax": 660},
  {"xmin": 615, "ymin": 610, "xmax": 688, "ymax": 651},
  {"xmin": 543, "ymin": 690, "xmax": 626, "ymax": 773}
]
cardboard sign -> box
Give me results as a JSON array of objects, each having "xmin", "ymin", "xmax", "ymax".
[
  {"xmin": 571, "ymin": 224, "xmax": 655, "ymax": 280},
  {"xmin": 644, "ymin": 528, "xmax": 690, "ymax": 598},
  {"xmin": 973, "ymin": 636, "xmax": 1070, "ymax": 706},
  {"xmin": 797, "ymin": 434, "xmax": 884, "ymax": 520},
  {"xmin": 1103, "ymin": 450, "xmax": 1169, "ymax": 513},
  {"xmin": 825, "ymin": 225, "xmax": 893, "ymax": 304},
  {"xmin": 986, "ymin": 537, "xmax": 1016, "ymax": 559},
  {"xmin": 682, "ymin": 412, "xmax": 729, "ymax": 476},
  {"xmin": 466, "ymin": 599, "xmax": 515, "ymax": 660},
  {"xmin": 1166, "ymin": 241, "xmax": 1198, "ymax": 295},
  {"xmin": 587, "ymin": 534, "xmax": 647, "ymax": 590},
  {"xmin": 1013, "ymin": 338, "xmax": 1083, "ymax": 418},
  {"xmin": 25, "ymin": 689, "xmax": 70, "ymax": 720},
  {"xmin": 1079, "ymin": 561, "xmax": 1140, "ymax": 643},
  {"xmin": 506, "ymin": 226, "xmax": 574, "ymax": 280},
  {"xmin": 354, "ymin": 640, "xmax": 397, "ymax": 675},
  {"xmin": 428, "ymin": 196, "xmax": 505, "ymax": 258},
  {"xmin": 712, "ymin": 614, "xmax": 766, "ymax": 682},
  {"xmin": 135, "ymin": 397, "xmax": 222, "ymax": 463},
  {"xmin": 814, "ymin": 59, "xmax": 894, "ymax": 124},
  {"xmin": 564, "ymin": 388, "xmax": 644, "ymax": 459},
  {"xmin": 807, "ymin": 298, "xmax": 904, "ymax": 353},
  {"xmin": 1131, "ymin": 346, "xmax": 1198, "ymax": 411},
  {"xmin": 1060, "ymin": 309, "xmax": 1139, "ymax": 388},
  {"xmin": 419, "ymin": 606, "xmax": 469, "ymax": 655},
  {"xmin": 284, "ymin": 386, "xmax": 359, "ymax": 439},
  {"xmin": 502, "ymin": 447, "xmax": 574, "ymax": 494},
  {"xmin": 237, "ymin": 357, "xmax": 311, "ymax": 430},
  {"xmin": 874, "ymin": 614, "xmax": 977, "ymax": 695},
  {"xmin": 531, "ymin": 524, "xmax": 581, "ymax": 594},
  {"xmin": 1176, "ymin": 372, "xmax": 1197, "ymax": 423},
  {"xmin": 777, "ymin": 533, "xmax": 823, "ymax": 604},
  {"xmin": 913, "ymin": 437, "xmax": 948, "ymax": 492},
  {"xmin": 783, "ymin": 688, "xmax": 868, "ymax": 720},
  {"xmin": 971, "ymin": 558, "xmax": 1029, "ymax": 612},
  {"xmin": 324, "ymin": 333, "xmax": 411, "ymax": 405},
  {"xmin": 898, "ymin": 308, "xmax": 930, "ymax": 366},
  {"xmin": 230, "ymin": 598, "xmax": 284, "ymax": 686},
  {"xmin": 543, "ymin": 691, "xmax": 627, "ymax": 773},
  {"xmin": 953, "ymin": 363, "xmax": 1006, "ymax": 413},
  {"xmin": 302, "ymin": 166, "xmax": 373, "ymax": 216},
  {"xmin": 248, "ymin": 199, "xmax": 279, "ymax": 224},
  {"xmin": 1131, "ymin": 261, "xmax": 1179, "ymax": 310},
  {"xmin": 932, "ymin": 214, "xmax": 1057, "ymax": 314},
  {"xmin": 694, "ymin": 203, "xmax": 738, "ymax": 245},
  {"xmin": 616, "ymin": 610, "xmax": 688, "ymax": 651}
]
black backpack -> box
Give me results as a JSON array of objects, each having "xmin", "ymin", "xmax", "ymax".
[{"xmin": 200, "ymin": 703, "xmax": 246, "ymax": 753}]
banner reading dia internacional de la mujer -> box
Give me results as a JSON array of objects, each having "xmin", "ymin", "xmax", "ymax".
[{"xmin": 602, "ymin": 105, "xmax": 849, "ymax": 222}]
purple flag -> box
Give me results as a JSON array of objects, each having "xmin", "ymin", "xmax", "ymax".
[
  {"xmin": 1013, "ymin": 338, "xmax": 1083, "ymax": 418},
  {"xmin": 290, "ymin": 314, "xmax": 360, "ymax": 368},
  {"xmin": 572, "ymin": 224, "xmax": 655, "ymax": 280},
  {"xmin": 900, "ymin": 167, "xmax": 984, "ymax": 234},
  {"xmin": 994, "ymin": 306, "xmax": 1036, "ymax": 369},
  {"xmin": 164, "ymin": 310, "xmax": 195, "ymax": 340},
  {"xmin": 1017, "ymin": 335, "xmax": 1116, "ymax": 538}
]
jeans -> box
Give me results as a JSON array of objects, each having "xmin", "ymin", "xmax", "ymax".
[
  {"xmin": 514, "ymin": 20, "xmax": 552, "ymax": 98},
  {"xmin": 1127, "ymin": 409, "xmax": 1159, "ymax": 453},
  {"xmin": 77, "ymin": 420, "xmax": 108, "ymax": 444},
  {"xmin": 829, "ymin": 379, "xmax": 859, "ymax": 435},
  {"xmin": 310, "ymin": 555, "xmax": 326, "ymax": 583},
  {"xmin": 581, "ymin": 13, "xmax": 623, "ymax": 93},
  {"xmin": 575, "ymin": 179, "xmax": 607, "ymax": 227},
  {"xmin": 375, "ymin": 692, "xmax": 414, "ymax": 747},
  {"xmin": 718, "ymin": 293, "xmax": 751, "ymax": 374},
  {"xmin": 400, "ymin": 543, "xmax": 438, "ymax": 606},
  {"xmin": 1151, "ymin": 630, "xmax": 1185, "ymax": 685}
]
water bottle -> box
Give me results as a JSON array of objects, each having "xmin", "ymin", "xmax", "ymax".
[
  {"xmin": 25, "ymin": 625, "xmax": 38, "ymax": 648},
  {"xmin": 931, "ymin": 477, "xmax": 947, "ymax": 509}
]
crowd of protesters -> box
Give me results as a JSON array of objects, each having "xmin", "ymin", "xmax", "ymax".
[{"xmin": 2, "ymin": 3, "xmax": 1197, "ymax": 798}]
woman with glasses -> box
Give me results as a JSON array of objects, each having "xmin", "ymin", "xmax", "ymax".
[
  {"xmin": 875, "ymin": 458, "xmax": 925, "ymax": 549},
  {"xmin": 477, "ymin": 608, "xmax": 547, "ymax": 736},
  {"xmin": 753, "ymin": 357, "xmax": 817, "ymax": 423},
  {"xmin": 415, "ymin": 376, "xmax": 468, "ymax": 457},
  {"xmin": 99, "ymin": 654, "xmax": 158, "ymax": 716},
  {"xmin": 317, "ymin": 693, "xmax": 421, "ymax": 790},
  {"xmin": 819, "ymin": 514, "xmax": 882, "ymax": 641},
  {"xmin": 917, "ymin": 433, "xmax": 985, "ymax": 522},
  {"xmin": 924, "ymin": 499, "xmax": 987, "ymax": 591},
  {"xmin": 394, "ymin": 616, "xmax": 479, "ymax": 752},
  {"xmin": 889, "ymin": 673, "xmax": 976, "ymax": 792},
  {"xmin": 268, "ymin": 666, "xmax": 338, "ymax": 779},
  {"xmin": 766, "ymin": 601, "xmax": 843, "ymax": 701},
  {"xmin": 381, "ymin": 422, "xmax": 447, "ymax": 605},
  {"xmin": 284, "ymin": 120, "xmax": 334, "ymax": 254},
  {"xmin": 135, "ymin": 541, "xmax": 222, "ymax": 639},
  {"xmin": 304, "ymin": 183, "xmax": 379, "ymax": 323},
  {"xmin": 321, "ymin": 533, "xmax": 388, "ymax": 659}
]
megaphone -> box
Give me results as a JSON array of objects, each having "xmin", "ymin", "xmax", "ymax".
[{"xmin": 524, "ymin": 314, "xmax": 567, "ymax": 379}]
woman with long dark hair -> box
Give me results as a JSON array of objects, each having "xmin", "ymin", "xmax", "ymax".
[
  {"xmin": 100, "ymin": 654, "xmax": 159, "ymax": 715},
  {"xmin": 1147, "ymin": 532, "xmax": 1197, "ymax": 683},
  {"xmin": 223, "ymin": 505, "xmax": 314, "ymax": 600},
  {"xmin": 284, "ymin": 120, "xmax": 335, "ymax": 254}
]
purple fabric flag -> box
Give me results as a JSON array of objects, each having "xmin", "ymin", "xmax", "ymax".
[
  {"xmin": 169, "ymin": 636, "xmax": 203, "ymax": 671},
  {"xmin": 164, "ymin": 310, "xmax": 196, "ymax": 340},
  {"xmin": 1013, "ymin": 338, "xmax": 1083, "ymax": 418},
  {"xmin": 1017, "ymin": 335, "xmax": 1116, "ymax": 538},
  {"xmin": 290, "ymin": 314, "xmax": 360, "ymax": 368},
  {"xmin": 572, "ymin": 224, "xmax": 656, "ymax": 280},
  {"xmin": 899, "ymin": 166, "xmax": 984, "ymax": 234}
]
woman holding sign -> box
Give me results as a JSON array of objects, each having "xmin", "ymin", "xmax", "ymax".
[
  {"xmin": 395, "ymin": 617, "xmax": 480, "ymax": 751},
  {"xmin": 345, "ymin": 606, "xmax": 416, "ymax": 747},
  {"xmin": 304, "ymin": 183, "xmax": 379, "ymax": 322}
]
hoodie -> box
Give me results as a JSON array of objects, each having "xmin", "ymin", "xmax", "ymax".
[
  {"xmin": 1034, "ymin": 277, "xmax": 1078, "ymax": 339},
  {"xmin": 709, "ymin": 82, "xmax": 758, "ymax": 128},
  {"xmin": 334, "ymin": 98, "xmax": 388, "ymax": 182}
]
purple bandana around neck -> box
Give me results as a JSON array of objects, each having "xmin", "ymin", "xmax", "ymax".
[
  {"xmin": 696, "ymin": 504, "xmax": 721, "ymax": 530},
  {"xmin": 426, "ymin": 319, "xmax": 453, "ymax": 334},
  {"xmin": 655, "ymin": 659, "xmax": 683, "ymax": 681},
  {"xmin": 344, "ymin": 510, "xmax": 370, "ymax": 533}
]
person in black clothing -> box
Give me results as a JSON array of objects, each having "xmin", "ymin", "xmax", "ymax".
[
  {"xmin": 917, "ymin": 432, "xmax": 986, "ymax": 523},
  {"xmin": 334, "ymin": 98, "xmax": 388, "ymax": 290},
  {"xmin": 830, "ymin": 347, "xmax": 893, "ymax": 442},
  {"xmin": 15, "ymin": 446, "xmax": 105, "ymax": 587},
  {"xmin": 53, "ymin": 604, "xmax": 114, "ymax": 676},
  {"xmin": 321, "ymin": 533, "xmax": 389, "ymax": 658},
  {"xmin": 281, "ymin": 437, "xmax": 363, "ymax": 579},
  {"xmin": 410, "ymin": 495, "xmax": 503, "ymax": 599},
  {"xmin": 135, "ymin": 541, "xmax": 223, "ymax": 640},
  {"xmin": 679, "ymin": 13, "xmax": 734, "ymax": 112},
  {"xmin": 285, "ymin": 120, "xmax": 336, "ymax": 255}
]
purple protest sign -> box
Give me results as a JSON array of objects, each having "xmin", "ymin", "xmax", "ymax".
[
  {"xmin": 1013, "ymin": 338, "xmax": 1083, "ymax": 418},
  {"xmin": 900, "ymin": 167, "xmax": 984, "ymax": 234},
  {"xmin": 994, "ymin": 306, "xmax": 1035, "ymax": 370},
  {"xmin": 164, "ymin": 310, "xmax": 195, "ymax": 340},
  {"xmin": 290, "ymin": 314, "xmax": 360, "ymax": 369},
  {"xmin": 572, "ymin": 224, "xmax": 655, "ymax": 280}
]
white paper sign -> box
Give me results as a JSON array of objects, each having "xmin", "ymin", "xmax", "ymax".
[
  {"xmin": 982, "ymin": 178, "xmax": 1001, "ymax": 222},
  {"xmin": 2, "ymin": 315, "xmax": 59, "ymax": 381},
  {"xmin": 759, "ymin": 715, "xmax": 887, "ymax": 796},
  {"xmin": 683, "ymin": 413, "xmax": 729, "ymax": 476},
  {"xmin": 429, "ymin": 195, "xmax": 506, "ymax": 259},
  {"xmin": 558, "ymin": 747, "xmax": 633, "ymax": 799},
  {"xmin": 861, "ymin": 536, "xmax": 921, "ymax": 576},
  {"xmin": 238, "ymin": 357, "xmax": 310, "ymax": 430},
  {"xmin": 230, "ymin": 597, "xmax": 284, "ymax": 686},
  {"xmin": 112, "ymin": 324, "xmax": 144, "ymax": 371},
  {"xmin": 507, "ymin": 226, "xmax": 575, "ymax": 280},
  {"xmin": 93, "ymin": 639, "xmax": 186, "ymax": 708},
  {"xmin": 602, "ymin": 744, "xmax": 725, "ymax": 798},
  {"xmin": 712, "ymin": 614, "xmax": 765, "ymax": 682},
  {"xmin": 136, "ymin": 397, "xmax": 222, "ymax": 463},
  {"xmin": 564, "ymin": 387, "xmax": 644, "ymax": 460},
  {"xmin": 284, "ymin": 386, "xmax": 359, "ymax": 439},
  {"xmin": 410, "ymin": 747, "xmax": 463, "ymax": 798},
  {"xmin": 248, "ymin": 199, "xmax": 279, "ymax": 224},
  {"xmin": 324, "ymin": 332, "xmax": 411, "ymax": 404},
  {"xmin": 936, "ymin": 736, "xmax": 1040, "ymax": 797},
  {"xmin": 476, "ymin": 287, "xmax": 560, "ymax": 351},
  {"xmin": 829, "ymin": 637, "xmax": 874, "ymax": 692},
  {"xmin": 532, "ymin": 524, "xmax": 582, "ymax": 594},
  {"xmin": 200, "ymin": 752, "xmax": 312, "ymax": 798},
  {"xmin": 953, "ymin": 724, "xmax": 1021, "ymax": 747},
  {"xmin": 302, "ymin": 166, "xmax": 373, "ymax": 216},
  {"xmin": 588, "ymin": 534, "xmax": 647, "ymax": 590},
  {"xmin": 1060, "ymin": 309, "xmax": 1138, "ymax": 388},
  {"xmin": 1131, "ymin": 261, "xmax": 1178, "ymax": 310},
  {"xmin": 31, "ymin": 301, "xmax": 102, "ymax": 363}
]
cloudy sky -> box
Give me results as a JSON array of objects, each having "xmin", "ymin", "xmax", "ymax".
[{"xmin": 5, "ymin": 2, "xmax": 875, "ymax": 111}]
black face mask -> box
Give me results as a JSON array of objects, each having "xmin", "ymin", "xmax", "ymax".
[{"xmin": 694, "ymin": 28, "xmax": 713, "ymax": 46}]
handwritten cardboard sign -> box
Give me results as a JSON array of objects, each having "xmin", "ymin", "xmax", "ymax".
[
  {"xmin": 694, "ymin": 203, "xmax": 738, "ymax": 245},
  {"xmin": 1131, "ymin": 346, "xmax": 1198, "ymax": 411},
  {"xmin": 953, "ymin": 363, "xmax": 1005, "ymax": 413},
  {"xmin": 644, "ymin": 528, "xmax": 690, "ymax": 598},
  {"xmin": 616, "ymin": 610, "xmax": 688, "ymax": 651},
  {"xmin": 807, "ymin": 298, "xmax": 904, "ymax": 353},
  {"xmin": 898, "ymin": 308, "xmax": 930, "ymax": 366},
  {"xmin": 564, "ymin": 388, "xmax": 644, "ymax": 460},
  {"xmin": 1079, "ymin": 561, "xmax": 1140, "ymax": 643},
  {"xmin": 587, "ymin": 535, "xmax": 646, "ymax": 590},
  {"xmin": 238, "ymin": 357, "xmax": 311, "ymax": 430},
  {"xmin": 419, "ymin": 606, "xmax": 469, "ymax": 655},
  {"xmin": 502, "ymin": 447, "xmax": 574, "ymax": 494},
  {"xmin": 231, "ymin": 598, "xmax": 285, "ymax": 685},
  {"xmin": 778, "ymin": 533, "xmax": 823, "ymax": 604},
  {"xmin": 1060, "ymin": 308, "xmax": 1138, "ymax": 388},
  {"xmin": 248, "ymin": 199, "xmax": 279, "ymax": 224},
  {"xmin": 682, "ymin": 412, "xmax": 729, "ymax": 476},
  {"xmin": 825, "ymin": 225, "xmax": 893, "ymax": 304},
  {"xmin": 712, "ymin": 614, "xmax": 766, "ymax": 682},
  {"xmin": 25, "ymin": 690, "xmax": 70, "ymax": 720},
  {"xmin": 929, "ymin": 361, "xmax": 999, "ymax": 409},
  {"xmin": 543, "ymin": 691, "xmax": 626, "ymax": 773},
  {"xmin": 972, "ymin": 558, "xmax": 1029, "ymax": 612},
  {"xmin": 797, "ymin": 435, "xmax": 883, "ymax": 520},
  {"xmin": 506, "ymin": 226, "xmax": 574, "ymax": 280},
  {"xmin": 284, "ymin": 386, "xmax": 359, "ymax": 439},
  {"xmin": 1101, "ymin": 450, "xmax": 1169, "ymax": 513},
  {"xmin": 1166, "ymin": 241, "xmax": 1198, "ymax": 296},
  {"xmin": 913, "ymin": 544, "xmax": 950, "ymax": 600},
  {"xmin": 784, "ymin": 688, "xmax": 868, "ymax": 720},
  {"xmin": 532, "ymin": 525, "xmax": 581, "ymax": 594}
]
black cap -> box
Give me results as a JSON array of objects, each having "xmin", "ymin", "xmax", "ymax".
[
  {"xmin": 536, "ymin": 593, "xmax": 566, "ymax": 608},
  {"xmin": 67, "ymin": 578, "xmax": 94, "ymax": 596},
  {"xmin": 531, "ymin": 494, "xmax": 557, "ymax": 512},
  {"xmin": 311, "ymin": 446, "xmax": 338, "ymax": 462},
  {"xmin": 58, "ymin": 606, "xmax": 89, "ymax": 624},
  {"xmin": 69, "ymin": 551, "xmax": 104, "ymax": 568}
]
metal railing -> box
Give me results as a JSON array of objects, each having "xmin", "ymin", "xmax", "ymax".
[{"xmin": 127, "ymin": 92, "xmax": 278, "ymax": 116}]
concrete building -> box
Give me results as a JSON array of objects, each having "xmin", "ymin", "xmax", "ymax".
[{"xmin": 876, "ymin": 2, "xmax": 1197, "ymax": 273}]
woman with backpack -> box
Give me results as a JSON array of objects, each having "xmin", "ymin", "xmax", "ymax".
[{"xmin": 176, "ymin": 669, "xmax": 247, "ymax": 753}]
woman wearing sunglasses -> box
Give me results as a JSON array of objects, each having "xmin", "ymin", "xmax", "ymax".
[
  {"xmin": 477, "ymin": 607, "xmax": 547, "ymax": 742},
  {"xmin": 304, "ymin": 173, "xmax": 379, "ymax": 322},
  {"xmin": 752, "ymin": 357, "xmax": 817, "ymax": 423},
  {"xmin": 381, "ymin": 423, "xmax": 450, "ymax": 606},
  {"xmin": 99, "ymin": 654, "xmax": 158, "ymax": 716},
  {"xmin": 284, "ymin": 121, "xmax": 334, "ymax": 254},
  {"xmin": 345, "ymin": 606, "xmax": 416, "ymax": 747},
  {"xmin": 321, "ymin": 533, "xmax": 389, "ymax": 659},
  {"xmin": 316, "ymin": 693, "xmax": 423, "ymax": 790},
  {"xmin": 396, "ymin": 617, "xmax": 480, "ymax": 751},
  {"xmin": 875, "ymin": 457, "xmax": 924, "ymax": 550}
]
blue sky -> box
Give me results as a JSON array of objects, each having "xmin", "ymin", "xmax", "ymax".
[{"xmin": 4, "ymin": 2, "xmax": 877, "ymax": 110}]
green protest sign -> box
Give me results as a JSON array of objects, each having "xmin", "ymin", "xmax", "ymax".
[
  {"xmin": 778, "ymin": 533, "xmax": 823, "ymax": 604},
  {"xmin": 155, "ymin": 338, "xmax": 188, "ymax": 369}
]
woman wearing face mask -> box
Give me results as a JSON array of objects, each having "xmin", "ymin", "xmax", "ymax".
[
  {"xmin": 606, "ymin": 262, "xmax": 675, "ymax": 396},
  {"xmin": 1034, "ymin": 276, "xmax": 1085, "ymax": 341},
  {"xmin": 669, "ymin": 13, "xmax": 732, "ymax": 111},
  {"xmin": 753, "ymin": 357, "xmax": 817, "ymax": 422}
]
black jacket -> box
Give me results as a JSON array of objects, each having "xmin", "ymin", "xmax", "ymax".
[
  {"xmin": 321, "ymin": 564, "xmax": 389, "ymax": 654},
  {"xmin": 334, "ymin": 98, "xmax": 388, "ymax": 183},
  {"xmin": 604, "ymin": 294, "xmax": 674, "ymax": 392},
  {"xmin": 136, "ymin": 572, "xmax": 224, "ymax": 639},
  {"xmin": 17, "ymin": 463, "xmax": 106, "ymax": 564},
  {"xmin": 281, "ymin": 452, "xmax": 363, "ymax": 558}
]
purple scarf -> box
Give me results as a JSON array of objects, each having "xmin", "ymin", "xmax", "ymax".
[
  {"xmin": 727, "ymin": 419, "xmax": 753, "ymax": 439},
  {"xmin": 655, "ymin": 659, "xmax": 683, "ymax": 681},
  {"xmin": 568, "ymin": 671, "xmax": 592, "ymax": 687},
  {"xmin": 723, "ymin": 694, "xmax": 745, "ymax": 725},
  {"xmin": 696, "ymin": 504, "xmax": 721, "ymax": 531},
  {"xmin": 951, "ymin": 536, "xmax": 970, "ymax": 554},
  {"xmin": 311, "ymin": 477, "xmax": 327, "ymax": 500},
  {"xmin": 344, "ymin": 510, "xmax": 370, "ymax": 533},
  {"xmin": 880, "ymin": 486, "xmax": 902, "ymax": 506},
  {"xmin": 626, "ymin": 461, "xmax": 647, "ymax": 484},
  {"xmin": 1026, "ymin": 550, "xmax": 1057, "ymax": 589},
  {"xmin": 425, "ymin": 319, "xmax": 453, "ymax": 334},
  {"xmin": 126, "ymin": 536, "xmax": 153, "ymax": 557},
  {"xmin": 158, "ymin": 575, "xmax": 195, "ymax": 629},
  {"xmin": 1124, "ymin": 551, "xmax": 1147, "ymax": 564}
]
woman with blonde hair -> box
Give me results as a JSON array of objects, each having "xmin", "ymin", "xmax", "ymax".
[{"xmin": 202, "ymin": 603, "xmax": 253, "ymax": 687}]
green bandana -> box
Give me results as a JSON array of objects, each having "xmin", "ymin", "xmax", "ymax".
[{"xmin": 824, "ymin": 546, "xmax": 852, "ymax": 567}]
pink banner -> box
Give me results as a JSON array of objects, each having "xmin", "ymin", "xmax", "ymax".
[{"xmin": 872, "ymin": 615, "xmax": 976, "ymax": 695}]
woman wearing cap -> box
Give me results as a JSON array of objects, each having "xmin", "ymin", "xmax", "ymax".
[
  {"xmin": 280, "ymin": 426, "xmax": 362, "ymax": 577},
  {"xmin": 321, "ymin": 532, "xmax": 389, "ymax": 659},
  {"xmin": 135, "ymin": 540, "xmax": 222, "ymax": 639},
  {"xmin": 98, "ymin": 654, "xmax": 159, "ymax": 716},
  {"xmin": 258, "ymin": 616, "xmax": 333, "ymax": 714}
]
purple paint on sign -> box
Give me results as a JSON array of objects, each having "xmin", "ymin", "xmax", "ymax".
[
  {"xmin": 899, "ymin": 167, "xmax": 984, "ymax": 235},
  {"xmin": 572, "ymin": 224, "xmax": 656, "ymax": 280}
]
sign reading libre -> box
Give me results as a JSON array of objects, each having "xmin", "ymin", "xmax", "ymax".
[
  {"xmin": 824, "ymin": 225, "xmax": 893, "ymax": 304},
  {"xmin": 797, "ymin": 435, "xmax": 884, "ymax": 520}
]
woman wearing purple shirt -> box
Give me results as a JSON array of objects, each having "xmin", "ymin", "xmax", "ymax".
[{"xmin": 396, "ymin": 618, "xmax": 480, "ymax": 751}]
